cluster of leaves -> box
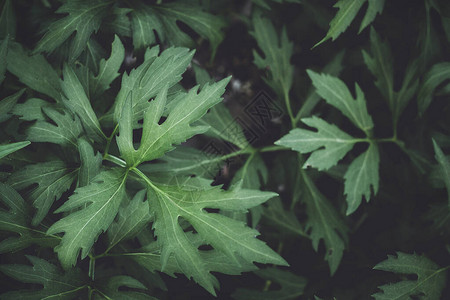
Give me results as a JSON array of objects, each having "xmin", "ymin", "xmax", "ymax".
[{"xmin": 0, "ymin": 0, "xmax": 449, "ymax": 299}]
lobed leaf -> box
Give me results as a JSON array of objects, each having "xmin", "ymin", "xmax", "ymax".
[
  {"xmin": 418, "ymin": 62, "xmax": 450, "ymax": 115},
  {"xmin": 275, "ymin": 116, "xmax": 357, "ymax": 171},
  {"xmin": 0, "ymin": 256, "xmax": 86, "ymax": 299},
  {"xmin": 117, "ymin": 76, "xmax": 230, "ymax": 166},
  {"xmin": 48, "ymin": 168, "xmax": 128, "ymax": 269},
  {"xmin": 307, "ymin": 70, "xmax": 373, "ymax": 133},
  {"xmin": 0, "ymin": 141, "xmax": 30, "ymax": 160},
  {"xmin": 373, "ymin": 252, "xmax": 447, "ymax": 300},
  {"xmin": 7, "ymin": 160, "xmax": 78, "ymax": 226},
  {"xmin": 344, "ymin": 142, "xmax": 380, "ymax": 214},
  {"xmin": 34, "ymin": 0, "xmax": 112, "ymax": 61},
  {"xmin": 148, "ymin": 181, "xmax": 285, "ymax": 295}
]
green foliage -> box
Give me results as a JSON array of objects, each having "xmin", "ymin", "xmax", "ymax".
[
  {"xmin": 1, "ymin": 0, "xmax": 449, "ymax": 299},
  {"xmin": 373, "ymin": 252, "xmax": 447, "ymax": 300}
]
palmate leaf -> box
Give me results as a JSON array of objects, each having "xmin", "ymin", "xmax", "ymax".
[
  {"xmin": 275, "ymin": 116, "xmax": 356, "ymax": 171},
  {"xmin": 130, "ymin": 2, "xmax": 226, "ymax": 58},
  {"xmin": 315, "ymin": 0, "xmax": 385, "ymax": 47},
  {"xmin": 276, "ymin": 116, "xmax": 380, "ymax": 214},
  {"xmin": 7, "ymin": 160, "xmax": 77, "ymax": 226},
  {"xmin": 0, "ymin": 183, "xmax": 58, "ymax": 254},
  {"xmin": 34, "ymin": 0, "xmax": 112, "ymax": 61},
  {"xmin": 373, "ymin": 252, "xmax": 447, "ymax": 300},
  {"xmin": 47, "ymin": 168, "xmax": 128, "ymax": 269},
  {"xmin": 232, "ymin": 268, "xmax": 307, "ymax": 300},
  {"xmin": 301, "ymin": 171, "xmax": 348, "ymax": 274},
  {"xmin": 251, "ymin": 13, "xmax": 294, "ymax": 96},
  {"xmin": 112, "ymin": 46, "xmax": 194, "ymax": 123},
  {"xmin": 27, "ymin": 107, "xmax": 83, "ymax": 147},
  {"xmin": 147, "ymin": 181, "xmax": 286, "ymax": 295},
  {"xmin": 117, "ymin": 75, "xmax": 230, "ymax": 167},
  {"xmin": 0, "ymin": 256, "xmax": 86, "ymax": 300},
  {"xmin": 307, "ymin": 70, "xmax": 373, "ymax": 133}
]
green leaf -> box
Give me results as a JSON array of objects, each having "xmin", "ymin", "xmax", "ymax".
[
  {"xmin": 261, "ymin": 197, "xmax": 305, "ymax": 237},
  {"xmin": 112, "ymin": 46, "xmax": 194, "ymax": 123},
  {"xmin": 89, "ymin": 35, "xmax": 125, "ymax": 99},
  {"xmin": 362, "ymin": 28, "xmax": 418, "ymax": 119},
  {"xmin": 307, "ymin": 70, "xmax": 374, "ymax": 133},
  {"xmin": 252, "ymin": 13, "xmax": 294, "ymax": 96},
  {"xmin": 0, "ymin": 256, "xmax": 86, "ymax": 300},
  {"xmin": 373, "ymin": 252, "xmax": 447, "ymax": 300},
  {"xmin": 433, "ymin": 139, "xmax": 450, "ymax": 206},
  {"xmin": 362, "ymin": 27, "xmax": 394, "ymax": 109},
  {"xmin": 315, "ymin": 0, "xmax": 384, "ymax": 47},
  {"xmin": 0, "ymin": 0, "xmax": 15, "ymax": 39},
  {"xmin": 0, "ymin": 89, "xmax": 24, "ymax": 122},
  {"xmin": 61, "ymin": 64, "xmax": 105, "ymax": 142},
  {"xmin": 117, "ymin": 76, "xmax": 230, "ymax": 166},
  {"xmin": 147, "ymin": 181, "xmax": 285, "ymax": 295},
  {"xmin": 94, "ymin": 275, "xmax": 156, "ymax": 300},
  {"xmin": 27, "ymin": 107, "xmax": 83, "ymax": 147},
  {"xmin": 344, "ymin": 143, "xmax": 380, "ymax": 214},
  {"xmin": 275, "ymin": 116, "xmax": 357, "ymax": 171},
  {"xmin": 196, "ymin": 102, "xmax": 249, "ymax": 149},
  {"xmin": 418, "ymin": 62, "xmax": 450, "ymax": 115},
  {"xmin": 301, "ymin": 171, "xmax": 348, "ymax": 275},
  {"xmin": 359, "ymin": 0, "xmax": 385, "ymax": 33},
  {"xmin": 7, "ymin": 160, "xmax": 78, "ymax": 226},
  {"xmin": 140, "ymin": 146, "xmax": 223, "ymax": 180},
  {"xmin": 7, "ymin": 42, "xmax": 61, "ymax": 101},
  {"xmin": 34, "ymin": 0, "xmax": 112, "ymax": 61},
  {"xmin": 232, "ymin": 268, "xmax": 307, "ymax": 300},
  {"xmin": 0, "ymin": 183, "xmax": 58, "ymax": 254},
  {"xmin": 0, "ymin": 141, "xmax": 30, "ymax": 160},
  {"xmin": 0, "ymin": 37, "xmax": 7, "ymax": 84},
  {"xmin": 12, "ymin": 98, "xmax": 48, "ymax": 121},
  {"xmin": 48, "ymin": 168, "xmax": 128, "ymax": 269},
  {"xmin": 315, "ymin": 0, "xmax": 365, "ymax": 47},
  {"xmin": 130, "ymin": 2, "xmax": 226, "ymax": 58},
  {"xmin": 107, "ymin": 190, "xmax": 152, "ymax": 251},
  {"xmin": 78, "ymin": 138, "xmax": 102, "ymax": 187}
]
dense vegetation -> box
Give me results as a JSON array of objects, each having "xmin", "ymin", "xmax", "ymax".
[{"xmin": 0, "ymin": 0, "xmax": 449, "ymax": 299}]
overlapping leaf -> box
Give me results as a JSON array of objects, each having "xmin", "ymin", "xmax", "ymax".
[
  {"xmin": 373, "ymin": 252, "xmax": 447, "ymax": 300},
  {"xmin": 0, "ymin": 183, "xmax": 58, "ymax": 254},
  {"xmin": 27, "ymin": 107, "xmax": 83, "ymax": 147},
  {"xmin": 77, "ymin": 138, "xmax": 102, "ymax": 187},
  {"xmin": 34, "ymin": 0, "xmax": 112, "ymax": 61},
  {"xmin": 93, "ymin": 276, "xmax": 155, "ymax": 300},
  {"xmin": 147, "ymin": 181, "xmax": 285, "ymax": 295},
  {"xmin": 418, "ymin": 62, "xmax": 450, "ymax": 114},
  {"xmin": 130, "ymin": 2, "xmax": 226, "ymax": 58},
  {"xmin": 112, "ymin": 46, "xmax": 194, "ymax": 123},
  {"xmin": 0, "ymin": 256, "xmax": 86, "ymax": 300},
  {"xmin": 7, "ymin": 160, "xmax": 77, "ymax": 226},
  {"xmin": 0, "ymin": 141, "xmax": 30, "ymax": 160},
  {"xmin": 47, "ymin": 168, "xmax": 128, "ymax": 269},
  {"xmin": 117, "ymin": 75, "xmax": 230, "ymax": 166},
  {"xmin": 315, "ymin": 0, "xmax": 385, "ymax": 47}
]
